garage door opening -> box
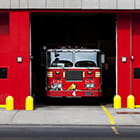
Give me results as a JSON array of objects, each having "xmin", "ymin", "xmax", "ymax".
[{"xmin": 31, "ymin": 13, "xmax": 116, "ymax": 105}]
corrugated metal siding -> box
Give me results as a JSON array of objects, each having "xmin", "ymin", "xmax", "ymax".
[{"xmin": 0, "ymin": 0, "xmax": 138, "ymax": 9}]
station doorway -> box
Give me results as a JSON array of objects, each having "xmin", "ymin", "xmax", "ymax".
[{"xmin": 31, "ymin": 12, "xmax": 116, "ymax": 104}]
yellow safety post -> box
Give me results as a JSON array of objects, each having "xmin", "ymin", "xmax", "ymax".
[
  {"xmin": 0, "ymin": 105, "xmax": 6, "ymax": 108},
  {"xmin": 127, "ymin": 95, "xmax": 135, "ymax": 109},
  {"xmin": 113, "ymin": 95, "xmax": 121, "ymax": 109},
  {"xmin": 6, "ymin": 96, "xmax": 14, "ymax": 110},
  {"xmin": 135, "ymin": 105, "xmax": 140, "ymax": 108},
  {"xmin": 25, "ymin": 96, "xmax": 34, "ymax": 110}
]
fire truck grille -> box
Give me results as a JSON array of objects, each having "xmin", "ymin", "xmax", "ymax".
[{"xmin": 65, "ymin": 71, "xmax": 83, "ymax": 81}]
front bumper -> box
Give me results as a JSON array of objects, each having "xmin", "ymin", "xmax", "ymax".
[{"xmin": 46, "ymin": 90, "xmax": 102, "ymax": 97}]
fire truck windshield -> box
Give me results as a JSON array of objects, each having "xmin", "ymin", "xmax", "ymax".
[
  {"xmin": 75, "ymin": 52, "xmax": 98, "ymax": 67},
  {"xmin": 47, "ymin": 50, "xmax": 99, "ymax": 68},
  {"xmin": 48, "ymin": 52, "xmax": 73, "ymax": 67}
]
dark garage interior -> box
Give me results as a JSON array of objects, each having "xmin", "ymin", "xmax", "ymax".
[{"xmin": 31, "ymin": 13, "xmax": 116, "ymax": 105}]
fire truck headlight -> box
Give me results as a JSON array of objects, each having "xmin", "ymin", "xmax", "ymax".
[
  {"xmin": 90, "ymin": 84, "xmax": 95, "ymax": 88},
  {"xmin": 54, "ymin": 83, "xmax": 62, "ymax": 89},
  {"xmin": 57, "ymin": 83, "xmax": 62, "ymax": 88},
  {"xmin": 85, "ymin": 83, "xmax": 95, "ymax": 88},
  {"xmin": 86, "ymin": 84, "xmax": 90, "ymax": 88}
]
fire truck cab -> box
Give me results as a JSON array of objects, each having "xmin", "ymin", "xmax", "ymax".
[{"xmin": 46, "ymin": 48, "xmax": 105, "ymax": 97}]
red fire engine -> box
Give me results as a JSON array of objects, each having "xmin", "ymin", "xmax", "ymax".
[{"xmin": 46, "ymin": 48, "xmax": 105, "ymax": 97}]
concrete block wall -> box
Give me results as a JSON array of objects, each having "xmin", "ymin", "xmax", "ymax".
[
  {"xmin": 0, "ymin": 0, "xmax": 139, "ymax": 10},
  {"xmin": 0, "ymin": 0, "xmax": 10, "ymax": 9},
  {"xmin": 64, "ymin": 0, "xmax": 81, "ymax": 9},
  {"xmin": 11, "ymin": 0, "xmax": 19, "ymax": 9},
  {"xmin": 118, "ymin": 0, "xmax": 135, "ymax": 9},
  {"xmin": 20, "ymin": 0, "xmax": 28, "ymax": 8},
  {"xmin": 28, "ymin": 0, "xmax": 46, "ymax": 9},
  {"xmin": 47, "ymin": 0, "xmax": 63, "ymax": 9},
  {"xmin": 100, "ymin": 0, "xmax": 117, "ymax": 9},
  {"xmin": 135, "ymin": 0, "xmax": 140, "ymax": 9},
  {"xmin": 82, "ymin": 0, "xmax": 99, "ymax": 9}
]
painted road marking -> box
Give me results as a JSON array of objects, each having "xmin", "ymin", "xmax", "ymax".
[
  {"xmin": 100, "ymin": 105, "xmax": 120, "ymax": 135},
  {"xmin": 100, "ymin": 105, "xmax": 115, "ymax": 124},
  {"xmin": 111, "ymin": 126, "xmax": 120, "ymax": 135}
]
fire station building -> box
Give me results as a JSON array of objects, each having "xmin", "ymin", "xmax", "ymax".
[{"xmin": 0, "ymin": 0, "xmax": 140, "ymax": 110}]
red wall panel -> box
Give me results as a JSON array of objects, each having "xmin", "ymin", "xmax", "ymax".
[
  {"xmin": 132, "ymin": 14, "xmax": 140, "ymax": 105},
  {"xmin": 117, "ymin": 14, "xmax": 131, "ymax": 107},
  {"xmin": 0, "ymin": 12, "xmax": 30, "ymax": 109},
  {"xmin": 10, "ymin": 12, "xmax": 30, "ymax": 109},
  {"xmin": 0, "ymin": 13, "xmax": 10, "ymax": 104}
]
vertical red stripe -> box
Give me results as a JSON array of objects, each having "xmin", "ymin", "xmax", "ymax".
[
  {"xmin": 132, "ymin": 14, "xmax": 140, "ymax": 105},
  {"xmin": 10, "ymin": 12, "xmax": 30, "ymax": 109},
  {"xmin": 117, "ymin": 14, "xmax": 131, "ymax": 107},
  {"xmin": 0, "ymin": 13, "xmax": 10, "ymax": 104}
]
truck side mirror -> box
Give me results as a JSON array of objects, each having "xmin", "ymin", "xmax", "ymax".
[
  {"xmin": 101, "ymin": 53, "xmax": 105, "ymax": 64},
  {"xmin": 41, "ymin": 46, "xmax": 47, "ymax": 67},
  {"xmin": 41, "ymin": 53, "xmax": 46, "ymax": 67}
]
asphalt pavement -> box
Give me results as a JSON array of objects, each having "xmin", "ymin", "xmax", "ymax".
[
  {"xmin": 0, "ymin": 125, "xmax": 140, "ymax": 139},
  {"xmin": 0, "ymin": 104, "xmax": 140, "ymax": 126}
]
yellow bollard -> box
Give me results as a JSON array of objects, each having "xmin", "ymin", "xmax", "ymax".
[
  {"xmin": 6, "ymin": 96, "xmax": 14, "ymax": 110},
  {"xmin": 113, "ymin": 95, "xmax": 121, "ymax": 109},
  {"xmin": 127, "ymin": 95, "xmax": 135, "ymax": 109},
  {"xmin": 25, "ymin": 96, "xmax": 34, "ymax": 110},
  {"xmin": 135, "ymin": 105, "xmax": 140, "ymax": 108}
]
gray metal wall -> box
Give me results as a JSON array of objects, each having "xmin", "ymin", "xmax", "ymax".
[{"xmin": 0, "ymin": 0, "xmax": 139, "ymax": 9}]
